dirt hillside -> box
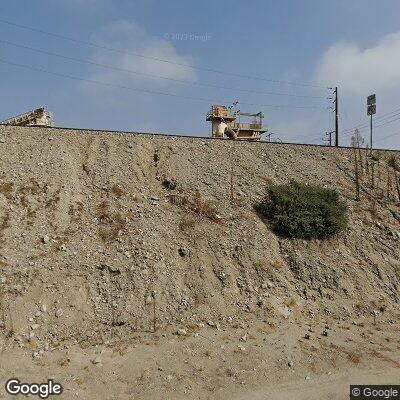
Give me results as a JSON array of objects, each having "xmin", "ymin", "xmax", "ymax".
[{"xmin": 0, "ymin": 125, "xmax": 399, "ymax": 399}]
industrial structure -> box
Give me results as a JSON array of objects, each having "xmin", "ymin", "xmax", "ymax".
[
  {"xmin": 0, "ymin": 107, "xmax": 54, "ymax": 127},
  {"xmin": 206, "ymin": 104, "xmax": 267, "ymax": 141}
]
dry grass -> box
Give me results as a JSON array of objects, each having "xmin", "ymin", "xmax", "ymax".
[
  {"xmin": 0, "ymin": 212, "xmax": 10, "ymax": 244},
  {"xmin": 96, "ymin": 202, "xmax": 127, "ymax": 243},
  {"xmin": 271, "ymin": 259, "xmax": 286, "ymax": 271},
  {"xmin": 18, "ymin": 179, "xmax": 41, "ymax": 196},
  {"xmin": 192, "ymin": 191, "xmax": 220, "ymax": 222},
  {"xmin": 111, "ymin": 184, "xmax": 125, "ymax": 199},
  {"xmin": 45, "ymin": 189, "xmax": 61, "ymax": 209},
  {"xmin": 179, "ymin": 216, "xmax": 197, "ymax": 232},
  {"xmin": 169, "ymin": 191, "xmax": 221, "ymax": 223},
  {"xmin": 96, "ymin": 201, "xmax": 110, "ymax": 221},
  {"xmin": 0, "ymin": 182, "xmax": 13, "ymax": 200}
]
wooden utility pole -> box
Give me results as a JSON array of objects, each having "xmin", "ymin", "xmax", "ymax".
[{"xmin": 333, "ymin": 87, "xmax": 339, "ymax": 147}]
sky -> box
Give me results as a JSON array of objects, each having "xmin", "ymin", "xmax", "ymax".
[{"xmin": 1, "ymin": 0, "xmax": 400, "ymax": 150}]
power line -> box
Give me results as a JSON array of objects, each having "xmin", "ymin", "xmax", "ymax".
[
  {"xmin": 0, "ymin": 39, "xmax": 327, "ymax": 100},
  {"xmin": 375, "ymin": 129, "xmax": 400, "ymax": 143},
  {"xmin": 342, "ymin": 112, "xmax": 400, "ymax": 139},
  {"xmin": 0, "ymin": 58, "xmax": 325, "ymax": 110},
  {"xmin": 341, "ymin": 106, "xmax": 400, "ymax": 136},
  {"xmin": 0, "ymin": 19, "xmax": 330, "ymax": 89}
]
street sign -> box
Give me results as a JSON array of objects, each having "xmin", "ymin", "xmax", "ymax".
[
  {"xmin": 367, "ymin": 94, "xmax": 376, "ymax": 106},
  {"xmin": 367, "ymin": 104, "xmax": 376, "ymax": 116}
]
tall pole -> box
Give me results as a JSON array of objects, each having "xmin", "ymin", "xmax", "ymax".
[
  {"xmin": 334, "ymin": 87, "xmax": 339, "ymax": 147},
  {"xmin": 370, "ymin": 113, "xmax": 373, "ymax": 150}
]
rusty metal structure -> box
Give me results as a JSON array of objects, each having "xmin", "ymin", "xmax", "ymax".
[
  {"xmin": 206, "ymin": 104, "xmax": 267, "ymax": 141},
  {"xmin": 1, "ymin": 107, "xmax": 54, "ymax": 127}
]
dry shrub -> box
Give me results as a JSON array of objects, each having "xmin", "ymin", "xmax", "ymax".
[
  {"xmin": 96, "ymin": 201, "xmax": 110, "ymax": 221},
  {"xmin": 192, "ymin": 191, "xmax": 220, "ymax": 222},
  {"xmin": 111, "ymin": 184, "xmax": 125, "ymax": 199},
  {"xmin": 179, "ymin": 216, "xmax": 197, "ymax": 232},
  {"xmin": 371, "ymin": 298, "xmax": 388, "ymax": 313},
  {"xmin": 271, "ymin": 259, "xmax": 285, "ymax": 271},
  {"xmin": 18, "ymin": 179, "xmax": 41, "ymax": 196},
  {"xmin": 0, "ymin": 212, "xmax": 10, "ymax": 244},
  {"xmin": 169, "ymin": 191, "xmax": 221, "ymax": 223},
  {"xmin": 367, "ymin": 196, "xmax": 379, "ymax": 220},
  {"xmin": 387, "ymin": 155, "xmax": 400, "ymax": 172},
  {"xmin": 0, "ymin": 182, "xmax": 13, "ymax": 200},
  {"xmin": 97, "ymin": 202, "xmax": 126, "ymax": 243},
  {"xmin": 45, "ymin": 189, "xmax": 61, "ymax": 209}
]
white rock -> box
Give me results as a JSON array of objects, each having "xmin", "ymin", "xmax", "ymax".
[{"xmin": 42, "ymin": 235, "xmax": 50, "ymax": 244}]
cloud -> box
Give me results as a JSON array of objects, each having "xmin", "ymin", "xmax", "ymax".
[
  {"xmin": 314, "ymin": 32, "xmax": 400, "ymax": 95},
  {"xmin": 86, "ymin": 20, "xmax": 197, "ymax": 91}
]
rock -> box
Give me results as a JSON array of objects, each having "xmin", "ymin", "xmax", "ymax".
[
  {"xmin": 322, "ymin": 330, "xmax": 328, "ymax": 337},
  {"xmin": 288, "ymin": 361, "xmax": 294, "ymax": 368},
  {"xmin": 92, "ymin": 357, "xmax": 102, "ymax": 365},
  {"xmin": 124, "ymin": 251, "xmax": 131, "ymax": 258},
  {"xmin": 108, "ymin": 265, "xmax": 120, "ymax": 274},
  {"xmin": 238, "ymin": 345, "xmax": 246, "ymax": 352},
  {"xmin": 145, "ymin": 294, "xmax": 153, "ymax": 305},
  {"xmin": 0, "ymin": 277, "xmax": 6, "ymax": 284},
  {"xmin": 55, "ymin": 309, "xmax": 64, "ymax": 318},
  {"xmin": 305, "ymin": 376, "xmax": 310, "ymax": 380},
  {"xmin": 41, "ymin": 304, "xmax": 47, "ymax": 313},
  {"xmin": 31, "ymin": 324, "xmax": 39, "ymax": 330},
  {"xmin": 178, "ymin": 247, "xmax": 188, "ymax": 257},
  {"xmin": 304, "ymin": 333, "xmax": 311, "ymax": 340},
  {"xmin": 59, "ymin": 244, "xmax": 67, "ymax": 251},
  {"xmin": 207, "ymin": 320, "xmax": 215, "ymax": 327},
  {"xmin": 376, "ymin": 221, "xmax": 384, "ymax": 230},
  {"xmin": 42, "ymin": 235, "xmax": 50, "ymax": 244},
  {"xmin": 177, "ymin": 328, "xmax": 187, "ymax": 336}
]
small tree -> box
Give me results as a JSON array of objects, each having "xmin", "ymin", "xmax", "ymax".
[{"xmin": 256, "ymin": 181, "xmax": 348, "ymax": 239}]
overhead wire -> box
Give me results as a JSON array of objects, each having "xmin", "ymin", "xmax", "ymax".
[
  {"xmin": 0, "ymin": 58, "xmax": 325, "ymax": 110},
  {"xmin": 0, "ymin": 19, "xmax": 331, "ymax": 89},
  {"xmin": 0, "ymin": 39, "xmax": 327, "ymax": 100}
]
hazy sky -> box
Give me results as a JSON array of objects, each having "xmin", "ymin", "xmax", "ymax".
[{"xmin": 1, "ymin": 0, "xmax": 400, "ymax": 149}]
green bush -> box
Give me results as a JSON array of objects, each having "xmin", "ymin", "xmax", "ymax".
[{"xmin": 256, "ymin": 181, "xmax": 348, "ymax": 239}]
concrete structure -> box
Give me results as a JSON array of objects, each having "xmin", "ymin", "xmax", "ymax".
[
  {"xmin": 206, "ymin": 104, "xmax": 267, "ymax": 141},
  {"xmin": 1, "ymin": 108, "xmax": 54, "ymax": 127}
]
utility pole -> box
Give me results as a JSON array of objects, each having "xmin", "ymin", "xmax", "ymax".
[{"xmin": 333, "ymin": 87, "xmax": 339, "ymax": 147}]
